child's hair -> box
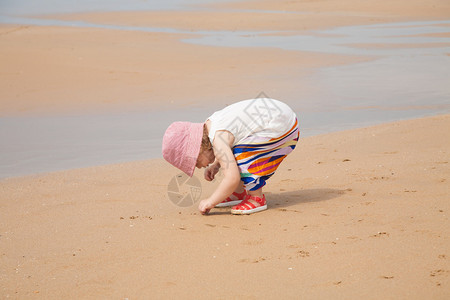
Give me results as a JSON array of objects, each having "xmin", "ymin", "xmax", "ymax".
[{"xmin": 201, "ymin": 124, "xmax": 212, "ymax": 151}]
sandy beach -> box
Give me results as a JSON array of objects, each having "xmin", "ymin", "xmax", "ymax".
[
  {"xmin": 1, "ymin": 0, "xmax": 449, "ymax": 298},
  {"xmin": 1, "ymin": 0, "xmax": 449, "ymax": 115},
  {"xmin": 1, "ymin": 114, "xmax": 449, "ymax": 299}
]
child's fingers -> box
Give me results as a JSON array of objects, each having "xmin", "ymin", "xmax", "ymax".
[
  {"xmin": 204, "ymin": 169, "xmax": 211, "ymax": 181},
  {"xmin": 198, "ymin": 200, "xmax": 211, "ymax": 215},
  {"xmin": 199, "ymin": 205, "xmax": 210, "ymax": 215},
  {"xmin": 204, "ymin": 169, "xmax": 215, "ymax": 181}
]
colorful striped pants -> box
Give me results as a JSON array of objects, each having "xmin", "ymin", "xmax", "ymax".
[{"xmin": 233, "ymin": 119, "xmax": 299, "ymax": 191}]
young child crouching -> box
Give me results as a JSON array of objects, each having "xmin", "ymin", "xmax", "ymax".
[{"xmin": 162, "ymin": 98, "xmax": 299, "ymax": 215}]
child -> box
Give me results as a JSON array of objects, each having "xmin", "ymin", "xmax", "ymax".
[{"xmin": 162, "ymin": 98, "xmax": 299, "ymax": 215}]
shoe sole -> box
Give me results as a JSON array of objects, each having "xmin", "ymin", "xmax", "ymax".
[
  {"xmin": 215, "ymin": 200, "xmax": 243, "ymax": 208},
  {"xmin": 231, "ymin": 205, "xmax": 267, "ymax": 215}
]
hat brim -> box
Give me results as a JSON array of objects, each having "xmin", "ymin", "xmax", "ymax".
[{"xmin": 181, "ymin": 122, "xmax": 204, "ymax": 177}]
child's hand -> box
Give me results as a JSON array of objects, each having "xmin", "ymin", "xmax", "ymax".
[
  {"xmin": 204, "ymin": 164, "xmax": 220, "ymax": 181},
  {"xmin": 198, "ymin": 199, "xmax": 213, "ymax": 215}
]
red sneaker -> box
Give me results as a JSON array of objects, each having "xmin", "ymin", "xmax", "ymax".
[
  {"xmin": 231, "ymin": 194, "xmax": 267, "ymax": 215},
  {"xmin": 215, "ymin": 190, "xmax": 247, "ymax": 208}
]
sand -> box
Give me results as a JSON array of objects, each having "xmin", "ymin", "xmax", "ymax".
[
  {"xmin": 2, "ymin": 0, "xmax": 449, "ymax": 116},
  {"xmin": 1, "ymin": 0, "xmax": 449, "ymax": 298},
  {"xmin": 0, "ymin": 21, "xmax": 367, "ymax": 116},
  {"xmin": 1, "ymin": 114, "xmax": 449, "ymax": 299}
]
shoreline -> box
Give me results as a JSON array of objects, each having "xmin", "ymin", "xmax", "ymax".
[
  {"xmin": 1, "ymin": 114, "xmax": 449, "ymax": 298},
  {"xmin": 0, "ymin": 110, "xmax": 448, "ymax": 180},
  {"xmin": 1, "ymin": 9, "xmax": 449, "ymax": 179},
  {"xmin": 1, "ymin": 1, "xmax": 449, "ymax": 116},
  {"xmin": 0, "ymin": 21, "xmax": 370, "ymax": 116},
  {"xmin": 1, "ymin": 1, "xmax": 449, "ymax": 297}
]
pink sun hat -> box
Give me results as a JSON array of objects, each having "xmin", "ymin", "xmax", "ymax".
[{"xmin": 162, "ymin": 121, "xmax": 204, "ymax": 177}]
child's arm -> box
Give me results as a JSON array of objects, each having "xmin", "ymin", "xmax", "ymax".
[{"xmin": 198, "ymin": 130, "xmax": 240, "ymax": 214}]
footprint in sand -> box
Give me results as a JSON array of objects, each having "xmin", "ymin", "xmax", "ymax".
[
  {"xmin": 287, "ymin": 245, "xmax": 310, "ymax": 258},
  {"xmin": 120, "ymin": 215, "xmax": 152, "ymax": 220},
  {"xmin": 243, "ymin": 239, "xmax": 264, "ymax": 246},
  {"xmin": 296, "ymin": 250, "xmax": 310, "ymax": 258},
  {"xmin": 370, "ymin": 176, "xmax": 390, "ymax": 180},
  {"xmin": 371, "ymin": 232, "xmax": 389, "ymax": 238},
  {"xmin": 252, "ymin": 257, "xmax": 267, "ymax": 263},
  {"xmin": 238, "ymin": 257, "xmax": 268, "ymax": 263},
  {"xmin": 280, "ymin": 179, "xmax": 295, "ymax": 183},
  {"xmin": 430, "ymin": 269, "xmax": 448, "ymax": 277},
  {"xmin": 278, "ymin": 208, "xmax": 301, "ymax": 213}
]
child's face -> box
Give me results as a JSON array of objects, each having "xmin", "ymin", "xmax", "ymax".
[{"xmin": 196, "ymin": 148, "xmax": 215, "ymax": 169}]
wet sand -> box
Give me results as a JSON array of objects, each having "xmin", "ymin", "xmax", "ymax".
[
  {"xmin": 1, "ymin": 0, "xmax": 449, "ymax": 177},
  {"xmin": 1, "ymin": 0, "xmax": 450, "ymax": 298},
  {"xmin": 51, "ymin": 0, "xmax": 450, "ymax": 32},
  {"xmin": 2, "ymin": 0, "xmax": 449, "ymax": 115},
  {"xmin": 0, "ymin": 24, "xmax": 365, "ymax": 115}
]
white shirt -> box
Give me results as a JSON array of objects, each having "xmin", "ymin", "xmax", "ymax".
[{"xmin": 207, "ymin": 98, "xmax": 297, "ymax": 146}]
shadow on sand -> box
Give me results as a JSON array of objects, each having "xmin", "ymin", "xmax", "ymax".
[
  {"xmin": 267, "ymin": 188, "xmax": 345, "ymax": 209},
  {"xmin": 207, "ymin": 188, "xmax": 345, "ymax": 215}
]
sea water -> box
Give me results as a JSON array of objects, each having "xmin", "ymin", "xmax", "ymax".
[
  {"xmin": 0, "ymin": 2, "xmax": 449, "ymax": 178},
  {"xmin": 0, "ymin": 0, "xmax": 230, "ymax": 15}
]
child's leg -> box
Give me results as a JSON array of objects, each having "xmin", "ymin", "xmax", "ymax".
[
  {"xmin": 214, "ymin": 181, "xmax": 246, "ymax": 207},
  {"xmin": 235, "ymin": 181, "xmax": 245, "ymax": 194},
  {"xmin": 248, "ymin": 187, "xmax": 263, "ymax": 198},
  {"xmin": 226, "ymin": 181, "xmax": 245, "ymax": 201}
]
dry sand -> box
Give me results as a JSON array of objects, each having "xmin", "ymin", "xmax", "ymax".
[
  {"xmin": 1, "ymin": 0, "xmax": 450, "ymax": 298},
  {"xmin": 1, "ymin": 115, "xmax": 449, "ymax": 299}
]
